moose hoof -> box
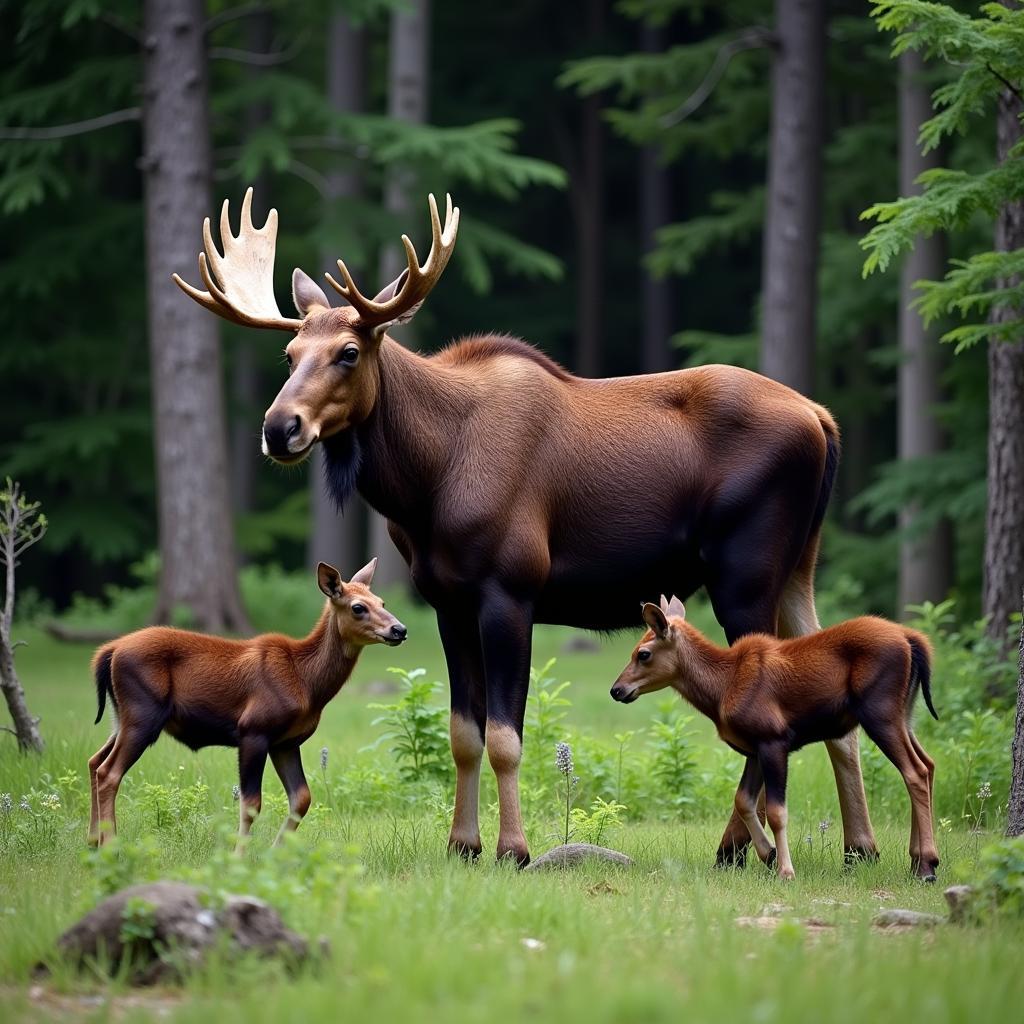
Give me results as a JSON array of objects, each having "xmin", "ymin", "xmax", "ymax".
[
  {"xmin": 764, "ymin": 847, "xmax": 777, "ymax": 869},
  {"xmin": 496, "ymin": 843, "xmax": 531, "ymax": 869},
  {"xmin": 844, "ymin": 845, "xmax": 880, "ymax": 866},
  {"xmin": 447, "ymin": 836, "xmax": 482, "ymax": 861},
  {"xmin": 714, "ymin": 844, "xmax": 748, "ymax": 869}
]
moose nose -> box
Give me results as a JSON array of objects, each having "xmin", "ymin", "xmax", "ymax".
[
  {"xmin": 263, "ymin": 412, "xmax": 304, "ymax": 456},
  {"xmin": 390, "ymin": 623, "xmax": 408, "ymax": 642},
  {"xmin": 610, "ymin": 685, "xmax": 626, "ymax": 702}
]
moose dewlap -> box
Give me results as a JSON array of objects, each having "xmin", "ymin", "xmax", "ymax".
[{"xmin": 611, "ymin": 596, "xmax": 939, "ymax": 881}]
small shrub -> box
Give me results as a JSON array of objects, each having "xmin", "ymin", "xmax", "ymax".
[{"xmin": 965, "ymin": 836, "xmax": 1024, "ymax": 922}]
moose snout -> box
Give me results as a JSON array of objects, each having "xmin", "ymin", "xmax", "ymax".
[
  {"xmin": 610, "ymin": 683, "xmax": 638, "ymax": 704},
  {"xmin": 262, "ymin": 411, "xmax": 310, "ymax": 460},
  {"xmin": 379, "ymin": 621, "xmax": 408, "ymax": 646},
  {"xmin": 610, "ymin": 684, "xmax": 626, "ymax": 702}
]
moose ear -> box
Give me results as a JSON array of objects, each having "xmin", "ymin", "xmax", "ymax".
[
  {"xmin": 349, "ymin": 557, "xmax": 377, "ymax": 587},
  {"xmin": 371, "ymin": 269, "xmax": 423, "ymax": 329},
  {"xmin": 292, "ymin": 268, "xmax": 331, "ymax": 317},
  {"xmin": 642, "ymin": 602, "xmax": 670, "ymax": 640},
  {"xmin": 317, "ymin": 562, "xmax": 345, "ymax": 599},
  {"xmin": 665, "ymin": 595, "xmax": 686, "ymax": 620}
]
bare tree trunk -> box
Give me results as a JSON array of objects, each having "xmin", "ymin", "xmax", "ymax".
[
  {"xmin": 898, "ymin": 49, "xmax": 952, "ymax": 612},
  {"xmin": 1009, "ymin": 590, "xmax": 1024, "ymax": 835},
  {"xmin": 308, "ymin": 11, "xmax": 367, "ymax": 574},
  {"xmin": 639, "ymin": 22, "xmax": 671, "ymax": 374},
  {"xmin": 369, "ymin": 0, "xmax": 431, "ymax": 588},
  {"xmin": 230, "ymin": 11, "xmax": 273, "ymax": 528},
  {"xmin": 0, "ymin": 648, "xmax": 42, "ymax": 754},
  {"xmin": 983, "ymin": 75, "xmax": 1024, "ymax": 652},
  {"xmin": 142, "ymin": 0, "xmax": 250, "ymax": 632},
  {"xmin": 758, "ymin": 0, "xmax": 825, "ymax": 397}
]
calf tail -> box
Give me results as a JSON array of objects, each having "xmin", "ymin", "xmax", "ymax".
[
  {"xmin": 92, "ymin": 645, "xmax": 116, "ymax": 725},
  {"xmin": 906, "ymin": 632, "xmax": 938, "ymax": 721}
]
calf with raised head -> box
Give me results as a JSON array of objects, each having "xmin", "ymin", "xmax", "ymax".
[
  {"xmin": 87, "ymin": 559, "xmax": 406, "ymax": 846},
  {"xmin": 611, "ymin": 597, "xmax": 939, "ymax": 881}
]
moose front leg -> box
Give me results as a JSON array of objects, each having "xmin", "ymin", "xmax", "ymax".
[
  {"xmin": 437, "ymin": 604, "xmax": 488, "ymax": 859},
  {"xmin": 270, "ymin": 745, "xmax": 311, "ymax": 845},
  {"xmin": 236, "ymin": 734, "xmax": 269, "ymax": 851},
  {"xmin": 478, "ymin": 584, "xmax": 534, "ymax": 866}
]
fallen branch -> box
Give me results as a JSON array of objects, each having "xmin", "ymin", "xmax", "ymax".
[{"xmin": 43, "ymin": 621, "xmax": 120, "ymax": 645}]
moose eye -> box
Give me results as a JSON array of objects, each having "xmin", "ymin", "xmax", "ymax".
[
  {"xmin": 337, "ymin": 346, "xmax": 359, "ymax": 366},
  {"xmin": 351, "ymin": 603, "xmax": 366, "ymax": 617},
  {"xmin": 637, "ymin": 649, "xmax": 652, "ymax": 663}
]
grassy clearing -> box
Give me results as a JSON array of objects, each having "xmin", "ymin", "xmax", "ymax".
[{"xmin": 1, "ymin": 592, "xmax": 1020, "ymax": 1022}]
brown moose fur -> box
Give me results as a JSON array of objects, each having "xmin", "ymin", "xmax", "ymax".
[
  {"xmin": 86, "ymin": 559, "xmax": 405, "ymax": 847},
  {"xmin": 176, "ymin": 192, "xmax": 878, "ymax": 868},
  {"xmin": 611, "ymin": 597, "xmax": 939, "ymax": 881}
]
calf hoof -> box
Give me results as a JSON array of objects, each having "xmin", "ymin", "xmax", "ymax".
[
  {"xmin": 777, "ymin": 865, "xmax": 796, "ymax": 881},
  {"xmin": 764, "ymin": 847, "xmax": 777, "ymax": 869},
  {"xmin": 911, "ymin": 855, "xmax": 939, "ymax": 882},
  {"xmin": 447, "ymin": 836, "xmax": 482, "ymax": 861},
  {"xmin": 714, "ymin": 844, "xmax": 748, "ymax": 869},
  {"xmin": 844, "ymin": 844, "xmax": 880, "ymax": 866},
  {"xmin": 496, "ymin": 842, "xmax": 531, "ymax": 869}
]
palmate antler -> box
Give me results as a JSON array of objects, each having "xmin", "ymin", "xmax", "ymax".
[
  {"xmin": 172, "ymin": 187, "xmax": 304, "ymax": 332},
  {"xmin": 325, "ymin": 192, "xmax": 460, "ymax": 328},
  {"xmin": 174, "ymin": 189, "xmax": 459, "ymax": 332}
]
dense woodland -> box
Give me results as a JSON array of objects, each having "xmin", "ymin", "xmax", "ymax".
[{"xmin": 0, "ymin": 0, "xmax": 1021, "ymax": 673}]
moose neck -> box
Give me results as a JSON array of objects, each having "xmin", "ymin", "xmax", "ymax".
[
  {"xmin": 348, "ymin": 338, "xmax": 469, "ymax": 522},
  {"xmin": 295, "ymin": 603, "xmax": 360, "ymax": 709},
  {"xmin": 672, "ymin": 628, "xmax": 731, "ymax": 722}
]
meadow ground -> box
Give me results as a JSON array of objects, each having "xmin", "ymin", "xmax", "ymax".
[{"xmin": 1, "ymin": 590, "xmax": 1021, "ymax": 1023}]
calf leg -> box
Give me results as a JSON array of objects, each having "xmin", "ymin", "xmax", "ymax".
[
  {"xmin": 87, "ymin": 733, "xmax": 116, "ymax": 845},
  {"xmin": 479, "ymin": 584, "xmax": 533, "ymax": 866},
  {"xmin": 759, "ymin": 743, "xmax": 794, "ymax": 880},
  {"xmin": 438, "ymin": 604, "xmax": 487, "ymax": 859},
  {"xmin": 236, "ymin": 734, "xmax": 269, "ymax": 851},
  {"xmin": 733, "ymin": 757, "xmax": 775, "ymax": 866},
  {"xmin": 778, "ymin": 565, "xmax": 878, "ymax": 861},
  {"xmin": 861, "ymin": 718, "xmax": 938, "ymax": 880},
  {"xmin": 270, "ymin": 745, "xmax": 311, "ymax": 845},
  {"xmin": 94, "ymin": 722, "xmax": 160, "ymax": 845}
]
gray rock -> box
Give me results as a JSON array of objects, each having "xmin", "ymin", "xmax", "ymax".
[
  {"xmin": 49, "ymin": 881, "xmax": 311, "ymax": 984},
  {"xmin": 872, "ymin": 908, "xmax": 945, "ymax": 929},
  {"xmin": 524, "ymin": 843, "xmax": 633, "ymax": 872},
  {"xmin": 944, "ymin": 884, "xmax": 977, "ymax": 923}
]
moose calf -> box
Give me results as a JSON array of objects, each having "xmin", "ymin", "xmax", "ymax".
[
  {"xmin": 611, "ymin": 597, "xmax": 939, "ymax": 881},
  {"xmin": 87, "ymin": 559, "xmax": 406, "ymax": 847}
]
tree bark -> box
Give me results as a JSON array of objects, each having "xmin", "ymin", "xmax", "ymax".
[
  {"xmin": 570, "ymin": 0, "xmax": 606, "ymax": 378},
  {"xmin": 983, "ymin": 75, "xmax": 1024, "ymax": 652},
  {"xmin": 898, "ymin": 49, "xmax": 952, "ymax": 612},
  {"xmin": 142, "ymin": 0, "xmax": 251, "ymax": 632},
  {"xmin": 368, "ymin": 0, "xmax": 431, "ymax": 588},
  {"xmin": 639, "ymin": 22, "xmax": 672, "ymax": 374},
  {"xmin": 1009, "ymin": 590, "xmax": 1024, "ymax": 835},
  {"xmin": 308, "ymin": 10, "xmax": 367, "ymax": 574},
  {"xmin": 758, "ymin": 0, "xmax": 825, "ymax": 397}
]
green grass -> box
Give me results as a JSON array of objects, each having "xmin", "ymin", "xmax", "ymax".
[{"xmin": 1, "ymin": 592, "xmax": 1021, "ymax": 1023}]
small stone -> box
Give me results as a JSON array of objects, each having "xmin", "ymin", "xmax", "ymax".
[
  {"xmin": 873, "ymin": 908, "xmax": 945, "ymax": 929},
  {"xmin": 761, "ymin": 902, "xmax": 791, "ymax": 917},
  {"xmin": 944, "ymin": 884, "xmax": 977, "ymax": 923},
  {"xmin": 871, "ymin": 889, "xmax": 895, "ymax": 901},
  {"xmin": 521, "ymin": 937, "xmax": 546, "ymax": 951},
  {"xmin": 525, "ymin": 843, "xmax": 633, "ymax": 872}
]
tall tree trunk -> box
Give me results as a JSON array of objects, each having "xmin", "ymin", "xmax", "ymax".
[
  {"xmin": 571, "ymin": 0, "xmax": 606, "ymax": 378},
  {"xmin": 1009, "ymin": 590, "xmax": 1024, "ymax": 835},
  {"xmin": 758, "ymin": 0, "xmax": 825, "ymax": 396},
  {"xmin": 639, "ymin": 22, "xmax": 671, "ymax": 374},
  {"xmin": 983, "ymin": 73, "xmax": 1024, "ymax": 652},
  {"xmin": 308, "ymin": 11, "xmax": 367, "ymax": 574},
  {"xmin": 230, "ymin": 11, "xmax": 273, "ymax": 528},
  {"xmin": 142, "ymin": 0, "xmax": 250, "ymax": 632},
  {"xmin": 369, "ymin": 0, "xmax": 430, "ymax": 588},
  {"xmin": 898, "ymin": 49, "xmax": 952, "ymax": 612}
]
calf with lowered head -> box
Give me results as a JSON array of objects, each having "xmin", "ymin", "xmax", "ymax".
[
  {"xmin": 611, "ymin": 596, "xmax": 939, "ymax": 881},
  {"xmin": 87, "ymin": 559, "xmax": 406, "ymax": 847}
]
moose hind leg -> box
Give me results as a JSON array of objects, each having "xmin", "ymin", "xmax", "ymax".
[
  {"xmin": 88, "ymin": 732, "xmax": 116, "ymax": 846},
  {"xmin": 270, "ymin": 745, "xmax": 311, "ymax": 845},
  {"xmin": 733, "ymin": 757, "xmax": 775, "ymax": 866}
]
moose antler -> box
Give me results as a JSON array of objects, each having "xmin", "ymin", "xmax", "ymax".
[
  {"xmin": 325, "ymin": 193, "xmax": 459, "ymax": 328},
  {"xmin": 172, "ymin": 187, "xmax": 303, "ymax": 332}
]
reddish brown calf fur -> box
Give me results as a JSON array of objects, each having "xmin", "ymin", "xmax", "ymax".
[
  {"xmin": 612, "ymin": 597, "xmax": 939, "ymax": 881},
  {"xmin": 87, "ymin": 559, "xmax": 406, "ymax": 847}
]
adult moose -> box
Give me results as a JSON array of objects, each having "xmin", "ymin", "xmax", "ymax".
[{"xmin": 174, "ymin": 188, "xmax": 878, "ymax": 867}]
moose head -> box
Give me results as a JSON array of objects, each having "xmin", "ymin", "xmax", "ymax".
[{"xmin": 173, "ymin": 188, "xmax": 459, "ymax": 465}]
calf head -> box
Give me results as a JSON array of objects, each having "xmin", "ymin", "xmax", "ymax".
[
  {"xmin": 610, "ymin": 595, "xmax": 686, "ymax": 703},
  {"xmin": 317, "ymin": 558, "xmax": 408, "ymax": 647}
]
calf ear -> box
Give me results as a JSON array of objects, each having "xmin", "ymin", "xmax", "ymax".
[
  {"xmin": 642, "ymin": 602, "xmax": 670, "ymax": 640},
  {"xmin": 292, "ymin": 268, "xmax": 331, "ymax": 316},
  {"xmin": 349, "ymin": 557, "xmax": 378, "ymax": 587},
  {"xmin": 665, "ymin": 595, "xmax": 686, "ymax": 620},
  {"xmin": 317, "ymin": 562, "xmax": 345, "ymax": 599}
]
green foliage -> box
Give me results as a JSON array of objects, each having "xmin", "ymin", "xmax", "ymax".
[
  {"xmin": 570, "ymin": 795, "xmax": 627, "ymax": 846},
  {"xmin": 969, "ymin": 835, "xmax": 1024, "ymax": 921},
  {"xmin": 367, "ymin": 668, "xmax": 453, "ymax": 787},
  {"xmin": 646, "ymin": 699, "xmax": 699, "ymax": 818}
]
